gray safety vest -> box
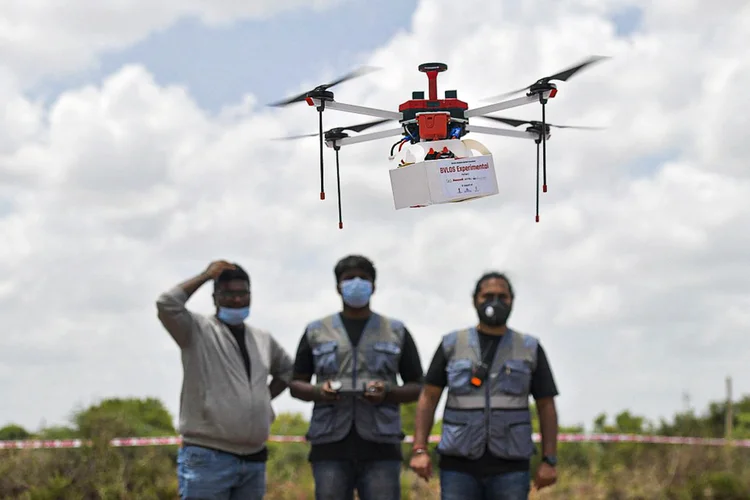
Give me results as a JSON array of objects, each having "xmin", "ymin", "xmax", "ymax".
[
  {"xmin": 436, "ymin": 327, "xmax": 538, "ymax": 461},
  {"xmin": 304, "ymin": 312, "xmax": 406, "ymax": 445}
]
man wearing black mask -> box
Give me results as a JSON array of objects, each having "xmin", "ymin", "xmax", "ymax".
[{"xmin": 409, "ymin": 272, "xmax": 559, "ymax": 500}]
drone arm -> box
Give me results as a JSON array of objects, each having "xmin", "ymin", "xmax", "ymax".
[
  {"xmin": 464, "ymin": 91, "xmax": 553, "ymax": 118},
  {"xmin": 464, "ymin": 124, "xmax": 541, "ymax": 140},
  {"xmin": 309, "ymin": 98, "xmax": 402, "ymax": 121},
  {"xmin": 335, "ymin": 127, "xmax": 406, "ymax": 147}
]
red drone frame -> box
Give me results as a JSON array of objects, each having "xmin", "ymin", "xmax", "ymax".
[{"xmin": 270, "ymin": 56, "xmax": 608, "ymax": 227}]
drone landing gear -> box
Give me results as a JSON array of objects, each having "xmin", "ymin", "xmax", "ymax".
[
  {"xmin": 534, "ymin": 137, "xmax": 542, "ymax": 223},
  {"xmin": 528, "ymin": 82, "xmax": 558, "ymax": 195},
  {"xmin": 324, "ymin": 130, "xmax": 348, "ymax": 230},
  {"xmin": 267, "ymin": 65, "xmax": 380, "ymax": 204},
  {"xmin": 527, "ymin": 125, "xmax": 550, "ymax": 223},
  {"xmin": 276, "ymin": 118, "xmax": 392, "ymax": 229},
  {"xmin": 334, "ymin": 145, "xmax": 343, "ymax": 229},
  {"xmin": 475, "ymin": 55, "xmax": 608, "ymax": 222},
  {"xmin": 476, "ymin": 112, "xmax": 603, "ymax": 223},
  {"xmin": 304, "ymin": 90, "xmax": 336, "ymax": 201}
]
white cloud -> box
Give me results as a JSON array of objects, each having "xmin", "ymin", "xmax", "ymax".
[{"xmin": 1, "ymin": 0, "xmax": 749, "ymax": 434}]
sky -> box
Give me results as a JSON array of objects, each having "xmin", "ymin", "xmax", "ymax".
[{"xmin": 1, "ymin": 0, "xmax": 748, "ymax": 436}]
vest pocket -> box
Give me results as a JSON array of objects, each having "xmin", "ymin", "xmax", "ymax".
[
  {"xmin": 446, "ymin": 358, "xmax": 473, "ymax": 395},
  {"xmin": 312, "ymin": 341, "xmax": 339, "ymax": 376},
  {"xmin": 497, "ymin": 359, "xmax": 532, "ymax": 395},
  {"xmin": 436, "ymin": 410, "xmax": 485, "ymax": 459},
  {"xmin": 368, "ymin": 341, "xmax": 401, "ymax": 375},
  {"xmin": 305, "ymin": 404, "xmax": 336, "ymax": 441},
  {"xmin": 488, "ymin": 410, "xmax": 535, "ymax": 460},
  {"xmin": 373, "ymin": 403, "xmax": 403, "ymax": 437}
]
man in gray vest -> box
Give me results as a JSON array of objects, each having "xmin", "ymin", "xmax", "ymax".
[
  {"xmin": 409, "ymin": 271, "xmax": 559, "ymax": 500},
  {"xmin": 156, "ymin": 260, "xmax": 294, "ymax": 500},
  {"xmin": 289, "ymin": 254, "xmax": 424, "ymax": 500}
]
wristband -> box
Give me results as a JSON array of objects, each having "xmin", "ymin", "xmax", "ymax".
[
  {"xmin": 313, "ymin": 384, "xmax": 324, "ymax": 399},
  {"xmin": 411, "ymin": 445, "xmax": 427, "ymax": 455}
]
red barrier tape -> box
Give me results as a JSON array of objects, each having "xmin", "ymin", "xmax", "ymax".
[{"xmin": 1, "ymin": 434, "xmax": 749, "ymax": 450}]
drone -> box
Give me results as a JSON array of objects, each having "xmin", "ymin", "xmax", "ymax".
[{"xmin": 269, "ymin": 56, "xmax": 608, "ymax": 228}]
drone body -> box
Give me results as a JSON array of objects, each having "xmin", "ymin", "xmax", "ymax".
[
  {"xmin": 270, "ymin": 56, "xmax": 607, "ymax": 228},
  {"xmin": 398, "ymin": 63, "xmax": 469, "ymax": 142}
]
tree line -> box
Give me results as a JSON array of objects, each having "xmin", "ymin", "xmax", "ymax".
[{"xmin": 1, "ymin": 394, "xmax": 749, "ymax": 499}]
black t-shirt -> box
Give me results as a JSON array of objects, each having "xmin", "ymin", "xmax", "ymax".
[
  {"xmin": 228, "ymin": 324, "xmax": 252, "ymax": 383},
  {"xmin": 292, "ymin": 313, "xmax": 424, "ymax": 462},
  {"xmin": 424, "ymin": 329, "xmax": 559, "ymax": 476}
]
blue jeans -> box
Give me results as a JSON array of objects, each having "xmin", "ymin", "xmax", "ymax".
[
  {"xmin": 311, "ymin": 460, "xmax": 402, "ymax": 500},
  {"xmin": 177, "ymin": 445, "xmax": 266, "ymax": 500},
  {"xmin": 440, "ymin": 469, "xmax": 531, "ymax": 500}
]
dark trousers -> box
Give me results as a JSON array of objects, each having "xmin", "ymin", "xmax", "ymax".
[
  {"xmin": 311, "ymin": 459, "xmax": 402, "ymax": 500},
  {"xmin": 439, "ymin": 469, "xmax": 531, "ymax": 500}
]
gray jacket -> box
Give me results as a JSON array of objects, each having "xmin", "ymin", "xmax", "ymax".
[{"xmin": 156, "ymin": 286, "xmax": 293, "ymax": 455}]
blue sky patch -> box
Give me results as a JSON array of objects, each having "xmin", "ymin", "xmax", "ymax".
[
  {"xmin": 624, "ymin": 149, "xmax": 677, "ymax": 178},
  {"xmin": 609, "ymin": 5, "xmax": 643, "ymax": 37},
  {"xmin": 28, "ymin": 1, "xmax": 418, "ymax": 113}
]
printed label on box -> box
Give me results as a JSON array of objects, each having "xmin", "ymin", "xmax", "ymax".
[{"xmin": 437, "ymin": 157, "xmax": 496, "ymax": 198}]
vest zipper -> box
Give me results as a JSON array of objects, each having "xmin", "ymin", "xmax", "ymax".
[
  {"xmin": 353, "ymin": 348, "xmax": 358, "ymax": 389},
  {"xmin": 484, "ymin": 374, "xmax": 491, "ymax": 447},
  {"xmin": 483, "ymin": 334, "xmax": 496, "ymax": 450},
  {"xmin": 352, "ymin": 341, "xmax": 358, "ymax": 425}
]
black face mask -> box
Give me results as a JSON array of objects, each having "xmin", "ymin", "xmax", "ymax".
[{"xmin": 476, "ymin": 298, "xmax": 511, "ymax": 326}]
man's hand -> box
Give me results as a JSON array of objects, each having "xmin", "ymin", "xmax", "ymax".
[
  {"xmin": 411, "ymin": 384, "xmax": 441, "ymax": 482},
  {"xmin": 205, "ymin": 260, "xmax": 236, "ymax": 279},
  {"xmin": 534, "ymin": 462, "xmax": 557, "ymax": 490},
  {"xmin": 363, "ymin": 381, "xmax": 387, "ymax": 404},
  {"xmin": 409, "ymin": 449, "xmax": 432, "ymax": 481},
  {"xmin": 316, "ymin": 380, "xmax": 340, "ymax": 401},
  {"xmin": 535, "ymin": 397, "xmax": 558, "ymax": 490}
]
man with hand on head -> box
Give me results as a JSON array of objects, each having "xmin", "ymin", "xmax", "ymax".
[
  {"xmin": 289, "ymin": 254, "xmax": 424, "ymax": 500},
  {"xmin": 409, "ymin": 272, "xmax": 559, "ymax": 500},
  {"xmin": 156, "ymin": 260, "xmax": 294, "ymax": 500}
]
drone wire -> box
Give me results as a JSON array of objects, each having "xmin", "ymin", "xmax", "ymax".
[
  {"xmin": 389, "ymin": 137, "xmax": 410, "ymax": 158},
  {"xmin": 389, "ymin": 139, "xmax": 401, "ymax": 157}
]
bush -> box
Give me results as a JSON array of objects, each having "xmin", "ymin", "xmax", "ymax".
[{"xmin": 1, "ymin": 396, "xmax": 750, "ymax": 499}]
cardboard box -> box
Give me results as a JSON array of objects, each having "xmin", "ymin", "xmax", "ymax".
[{"xmin": 388, "ymin": 154, "xmax": 499, "ymax": 209}]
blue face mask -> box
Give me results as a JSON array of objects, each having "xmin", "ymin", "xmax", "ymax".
[
  {"xmin": 340, "ymin": 277, "xmax": 373, "ymax": 308},
  {"xmin": 217, "ymin": 306, "xmax": 250, "ymax": 325}
]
